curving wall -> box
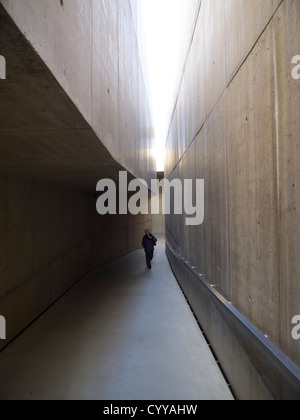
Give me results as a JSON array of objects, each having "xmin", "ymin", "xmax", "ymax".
[
  {"xmin": 0, "ymin": 1, "xmax": 154, "ymax": 351},
  {"xmin": 165, "ymin": 0, "xmax": 300, "ymax": 400}
]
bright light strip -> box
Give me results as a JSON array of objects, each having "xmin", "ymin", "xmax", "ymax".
[{"xmin": 138, "ymin": 0, "xmax": 192, "ymax": 171}]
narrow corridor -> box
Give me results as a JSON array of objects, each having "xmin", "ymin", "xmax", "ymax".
[{"xmin": 0, "ymin": 237, "xmax": 233, "ymax": 400}]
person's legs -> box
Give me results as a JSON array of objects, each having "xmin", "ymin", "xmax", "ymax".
[{"xmin": 145, "ymin": 251, "xmax": 152, "ymax": 269}]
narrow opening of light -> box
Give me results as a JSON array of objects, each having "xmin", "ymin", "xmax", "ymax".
[{"xmin": 138, "ymin": 0, "xmax": 188, "ymax": 172}]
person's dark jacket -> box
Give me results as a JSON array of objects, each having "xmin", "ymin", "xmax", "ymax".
[{"xmin": 142, "ymin": 234, "xmax": 157, "ymax": 252}]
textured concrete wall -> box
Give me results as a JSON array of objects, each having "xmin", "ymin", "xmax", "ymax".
[
  {"xmin": 0, "ymin": 176, "xmax": 151, "ymax": 351},
  {"xmin": 0, "ymin": 2, "xmax": 154, "ymax": 350},
  {"xmin": 1, "ymin": 0, "xmax": 155, "ymax": 183},
  {"xmin": 165, "ymin": 0, "xmax": 300, "ymax": 399}
]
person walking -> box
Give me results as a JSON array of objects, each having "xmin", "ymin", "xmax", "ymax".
[{"xmin": 142, "ymin": 230, "xmax": 157, "ymax": 270}]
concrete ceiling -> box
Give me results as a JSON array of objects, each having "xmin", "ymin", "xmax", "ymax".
[{"xmin": 0, "ymin": 4, "xmax": 125, "ymax": 192}]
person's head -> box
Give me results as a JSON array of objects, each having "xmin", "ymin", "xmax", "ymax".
[{"xmin": 145, "ymin": 229, "xmax": 150, "ymax": 236}]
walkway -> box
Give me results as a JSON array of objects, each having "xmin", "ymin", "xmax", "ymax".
[{"xmin": 0, "ymin": 237, "xmax": 233, "ymax": 400}]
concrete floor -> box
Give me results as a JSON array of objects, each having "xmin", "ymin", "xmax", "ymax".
[{"xmin": 0, "ymin": 237, "xmax": 233, "ymax": 400}]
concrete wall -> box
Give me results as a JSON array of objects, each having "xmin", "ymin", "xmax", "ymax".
[
  {"xmin": 165, "ymin": 0, "xmax": 300, "ymax": 399},
  {"xmin": 0, "ymin": 2, "xmax": 154, "ymax": 350},
  {"xmin": 0, "ymin": 176, "xmax": 151, "ymax": 351},
  {"xmin": 1, "ymin": 0, "xmax": 155, "ymax": 183}
]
